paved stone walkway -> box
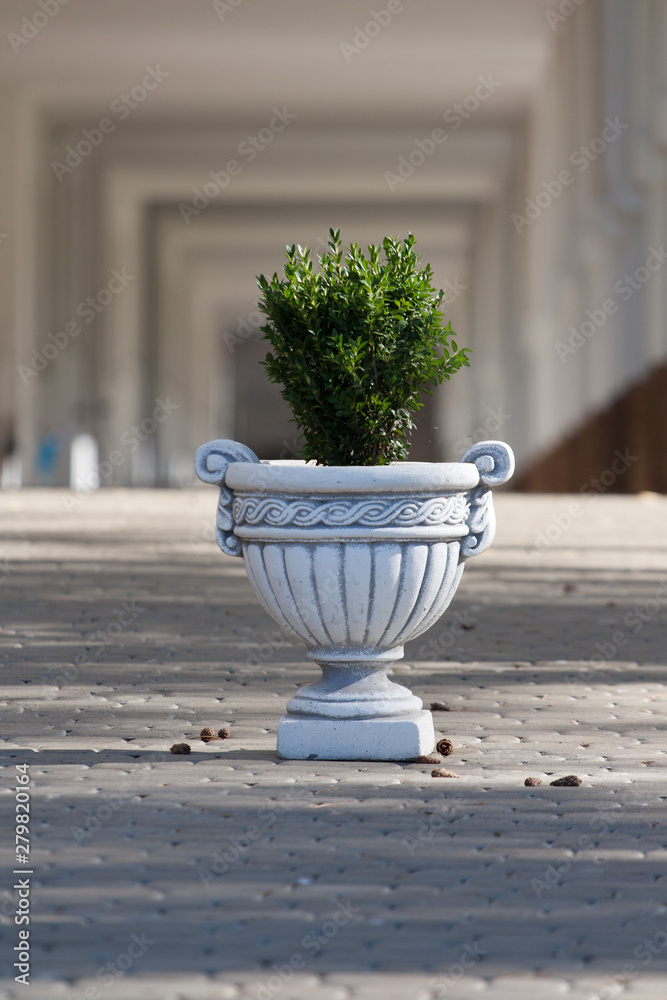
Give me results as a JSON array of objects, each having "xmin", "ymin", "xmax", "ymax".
[{"xmin": 1, "ymin": 489, "xmax": 666, "ymax": 999}]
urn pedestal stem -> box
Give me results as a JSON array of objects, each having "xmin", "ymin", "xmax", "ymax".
[{"xmin": 278, "ymin": 646, "xmax": 433, "ymax": 761}]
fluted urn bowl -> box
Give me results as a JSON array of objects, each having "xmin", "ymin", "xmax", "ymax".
[{"xmin": 195, "ymin": 439, "xmax": 514, "ymax": 760}]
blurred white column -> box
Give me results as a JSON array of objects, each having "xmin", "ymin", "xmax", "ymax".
[{"xmin": 69, "ymin": 433, "xmax": 100, "ymax": 492}]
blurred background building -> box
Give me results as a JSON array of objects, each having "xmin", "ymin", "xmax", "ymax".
[{"xmin": 0, "ymin": 0, "xmax": 666, "ymax": 490}]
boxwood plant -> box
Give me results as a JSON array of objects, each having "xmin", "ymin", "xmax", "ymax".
[{"xmin": 257, "ymin": 228, "xmax": 470, "ymax": 466}]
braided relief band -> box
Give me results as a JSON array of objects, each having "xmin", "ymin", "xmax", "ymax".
[{"xmin": 232, "ymin": 494, "xmax": 469, "ymax": 529}]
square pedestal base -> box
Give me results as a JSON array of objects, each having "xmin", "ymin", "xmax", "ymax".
[{"xmin": 277, "ymin": 710, "xmax": 435, "ymax": 761}]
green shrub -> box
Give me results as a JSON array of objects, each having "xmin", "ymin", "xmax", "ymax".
[{"xmin": 257, "ymin": 228, "xmax": 470, "ymax": 465}]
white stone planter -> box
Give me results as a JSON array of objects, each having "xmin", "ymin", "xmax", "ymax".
[{"xmin": 195, "ymin": 440, "xmax": 514, "ymax": 761}]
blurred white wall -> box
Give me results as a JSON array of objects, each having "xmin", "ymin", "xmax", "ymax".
[{"xmin": 0, "ymin": 0, "xmax": 665, "ymax": 485}]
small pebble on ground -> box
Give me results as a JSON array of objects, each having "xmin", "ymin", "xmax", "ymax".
[{"xmin": 199, "ymin": 727, "xmax": 230, "ymax": 742}]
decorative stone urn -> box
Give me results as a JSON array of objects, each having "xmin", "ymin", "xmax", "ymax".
[{"xmin": 195, "ymin": 439, "xmax": 514, "ymax": 761}]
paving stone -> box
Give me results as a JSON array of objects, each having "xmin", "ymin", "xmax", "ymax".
[{"xmin": 1, "ymin": 491, "xmax": 667, "ymax": 998}]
